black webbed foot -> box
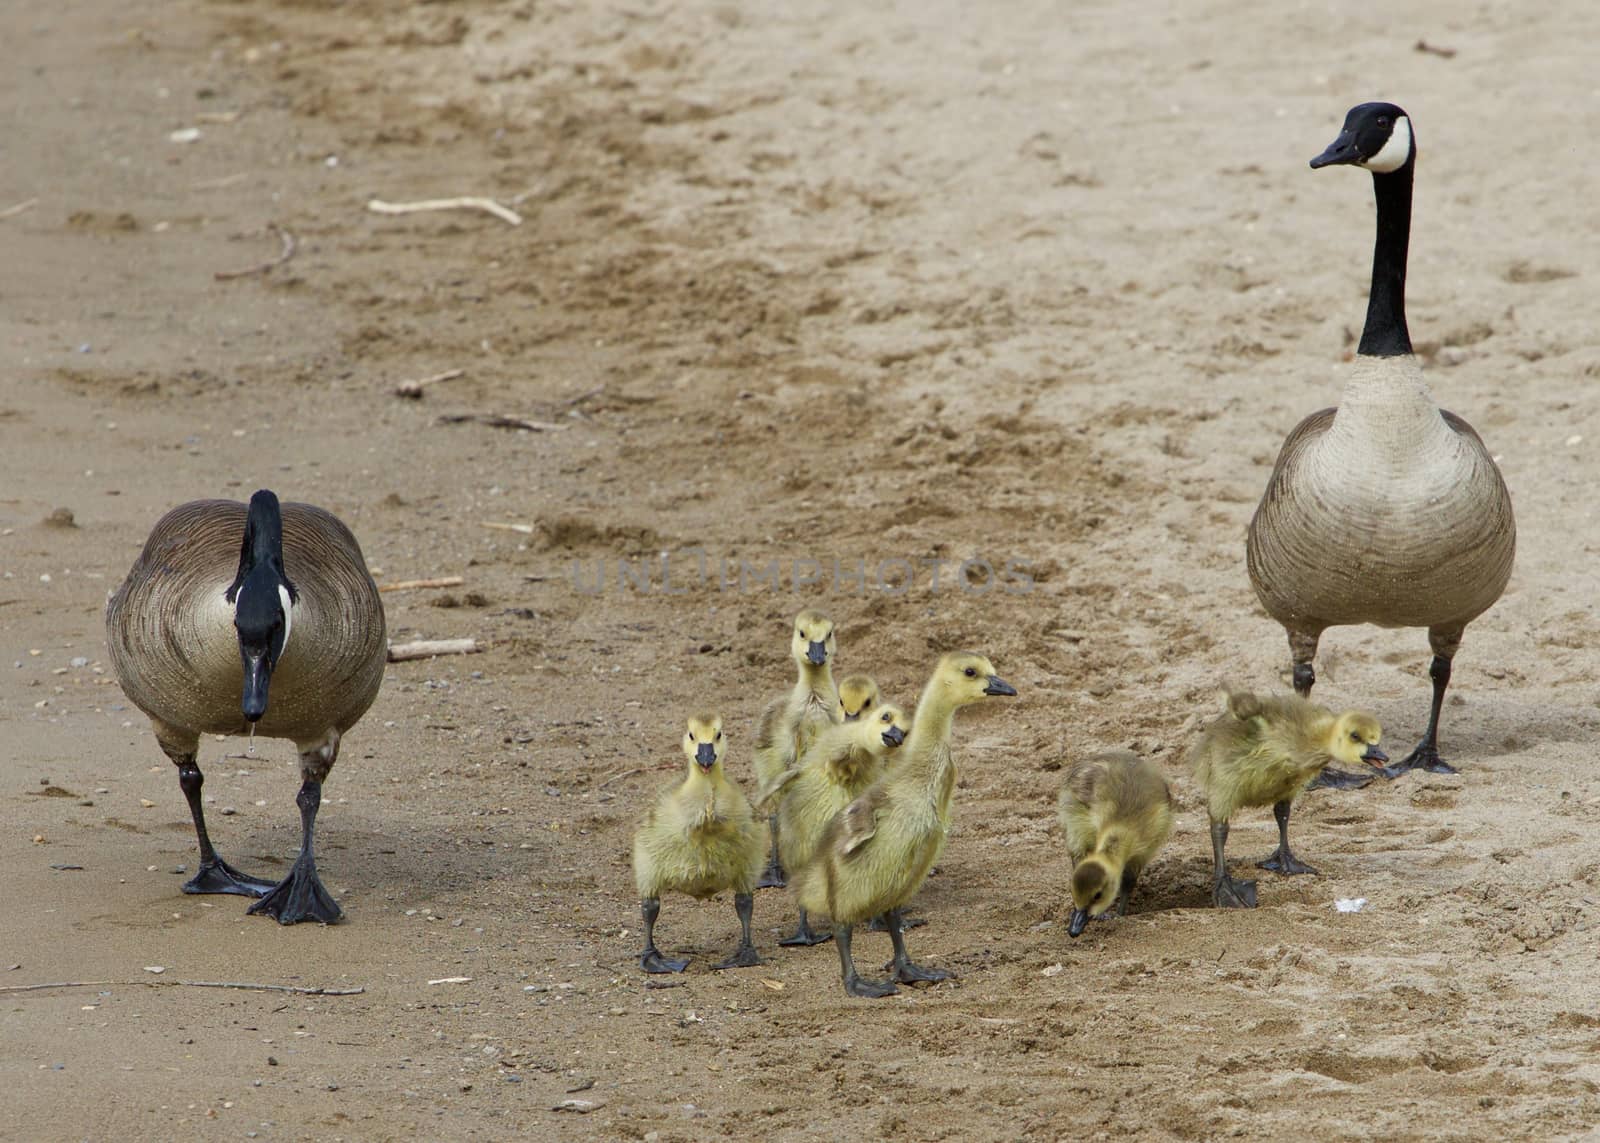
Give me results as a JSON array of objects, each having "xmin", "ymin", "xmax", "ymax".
[
  {"xmin": 245, "ymin": 858, "xmax": 342, "ymax": 924},
  {"xmin": 756, "ymin": 859, "xmax": 786, "ymax": 890},
  {"xmin": 1212, "ymin": 876, "xmax": 1258, "ymax": 909},
  {"xmin": 1256, "ymin": 848, "xmax": 1319, "ymax": 876},
  {"xmin": 779, "ymin": 923, "xmax": 832, "ymax": 947},
  {"xmin": 844, "ymin": 973, "xmax": 898, "ymax": 998},
  {"xmin": 712, "ymin": 945, "xmax": 761, "ymax": 970},
  {"xmin": 184, "ymin": 856, "xmax": 277, "ymax": 898},
  {"xmin": 892, "ymin": 960, "xmax": 951, "ymax": 985},
  {"xmin": 640, "ymin": 949, "xmax": 689, "ymax": 974},
  {"xmin": 867, "ymin": 913, "xmax": 927, "ymax": 933},
  {"xmin": 1380, "ymin": 744, "xmax": 1457, "ymax": 778}
]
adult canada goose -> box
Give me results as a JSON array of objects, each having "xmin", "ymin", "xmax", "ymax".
[
  {"xmin": 751, "ymin": 610, "xmax": 841, "ymax": 887},
  {"xmin": 838, "ymin": 675, "xmax": 881, "ymax": 722},
  {"xmin": 757, "ymin": 703, "xmax": 909, "ymax": 946},
  {"xmin": 1190, "ymin": 690, "xmax": 1386, "ymax": 908},
  {"xmin": 1057, "ymin": 751, "xmax": 1174, "ymax": 937},
  {"xmin": 794, "ymin": 652, "xmax": 1016, "ymax": 998},
  {"xmin": 105, "ymin": 490, "xmax": 386, "ymax": 923},
  {"xmin": 632, "ymin": 714, "xmax": 765, "ymax": 973},
  {"xmin": 1247, "ymin": 102, "xmax": 1515, "ymax": 787}
]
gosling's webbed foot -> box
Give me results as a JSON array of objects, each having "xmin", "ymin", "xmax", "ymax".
[
  {"xmin": 844, "ymin": 973, "xmax": 898, "ymax": 999},
  {"xmin": 184, "ymin": 856, "xmax": 277, "ymax": 898},
  {"xmin": 640, "ymin": 948, "xmax": 689, "ymax": 974},
  {"xmin": 867, "ymin": 913, "xmax": 926, "ymax": 933},
  {"xmin": 892, "ymin": 960, "xmax": 951, "ymax": 985},
  {"xmin": 1212, "ymin": 876, "xmax": 1258, "ymax": 909},
  {"xmin": 779, "ymin": 922, "xmax": 832, "ymax": 947},
  {"xmin": 1256, "ymin": 848, "xmax": 1319, "ymax": 876},
  {"xmin": 1379, "ymin": 743, "xmax": 1457, "ymax": 779},
  {"xmin": 245, "ymin": 858, "xmax": 342, "ymax": 924},
  {"xmin": 712, "ymin": 945, "xmax": 762, "ymax": 971},
  {"xmin": 1306, "ymin": 767, "xmax": 1374, "ymax": 791},
  {"xmin": 756, "ymin": 859, "xmax": 786, "ymax": 890}
]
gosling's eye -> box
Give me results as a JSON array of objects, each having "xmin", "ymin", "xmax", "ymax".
[
  {"xmin": 715, "ymin": 732, "xmax": 723, "ymax": 741},
  {"xmin": 1349, "ymin": 730, "xmax": 1362, "ymax": 742},
  {"xmin": 964, "ymin": 667, "xmax": 977, "ymax": 678}
]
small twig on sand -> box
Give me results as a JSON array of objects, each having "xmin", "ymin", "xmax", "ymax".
[
  {"xmin": 482, "ymin": 521, "xmax": 535, "ymax": 535},
  {"xmin": 0, "ymin": 979, "xmax": 364, "ymax": 996},
  {"xmin": 1413, "ymin": 39, "xmax": 1457, "ymax": 58},
  {"xmin": 438, "ymin": 412, "xmax": 566, "ymax": 433},
  {"xmin": 394, "ymin": 368, "xmax": 465, "ymax": 399},
  {"xmin": 598, "ymin": 761, "xmax": 677, "ymax": 789},
  {"xmin": 388, "ymin": 638, "xmax": 479, "ymax": 663},
  {"xmin": 378, "ymin": 576, "xmax": 464, "ymax": 594},
  {"xmin": 367, "ymin": 197, "xmax": 523, "ymax": 226},
  {"xmin": 564, "ymin": 386, "xmax": 605, "ymax": 407},
  {"xmin": 215, "ymin": 223, "xmax": 297, "ymax": 280},
  {"xmin": 0, "ymin": 198, "xmax": 39, "ymax": 220}
]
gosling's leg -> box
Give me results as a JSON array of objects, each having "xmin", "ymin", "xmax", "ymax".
[
  {"xmin": 867, "ymin": 912, "xmax": 926, "ymax": 933},
  {"xmin": 1256, "ymin": 799, "xmax": 1319, "ymax": 875},
  {"xmin": 1382, "ymin": 652, "xmax": 1459, "ymax": 777},
  {"xmin": 247, "ymin": 779, "xmax": 343, "ymax": 924},
  {"xmin": 836, "ymin": 923, "xmax": 896, "ymax": 998},
  {"xmin": 1210, "ymin": 818, "xmax": 1257, "ymax": 909},
  {"xmin": 713, "ymin": 893, "xmax": 761, "ymax": 969},
  {"xmin": 779, "ymin": 906, "xmax": 832, "ymax": 947},
  {"xmin": 756, "ymin": 814, "xmax": 786, "ymax": 888},
  {"xmin": 887, "ymin": 908, "xmax": 950, "ymax": 985},
  {"xmin": 170, "ymin": 751, "xmax": 276, "ymax": 897},
  {"xmin": 638, "ymin": 896, "xmax": 688, "ymax": 974}
]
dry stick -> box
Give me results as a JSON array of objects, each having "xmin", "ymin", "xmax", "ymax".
[
  {"xmin": 388, "ymin": 638, "xmax": 479, "ymax": 663},
  {"xmin": 395, "ymin": 368, "xmax": 465, "ymax": 399},
  {"xmin": 0, "ymin": 198, "xmax": 39, "ymax": 220},
  {"xmin": 597, "ymin": 761, "xmax": 677, "ymax": 789},
  {"xmin": 0, "ymin": 979, "xmax": 363, "ymax": 996},
  {"xmin": 378, "ymin": 576, "xmax": 464, "ymax": 593},
  {"xmin": 215, "ymin": 223, "xmax": 297, "ymax": 281},
  {"xmin": 438, "ymin": 412, "xmax": 566, "ymax": 433},
  {"xmin": 1414, "ymin": 39, "xmax": 1458, "ymax": 58},
  {"xmin": 481, "ymin": 521, "xmax": 535, "ymax": 535},
  {"xmin": 367, "ymin": 197, "xmax": 523, "ymax": 226}
]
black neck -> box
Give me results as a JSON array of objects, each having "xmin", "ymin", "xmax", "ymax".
[
  {"xmin": 227, "ymin": 491, "xmax": 295, "ymax": 603},
  {"xmin": 1358, "ymin": 161, "xmax": 1414, "ymax": 357}
]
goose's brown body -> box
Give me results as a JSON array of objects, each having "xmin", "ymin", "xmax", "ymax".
[
  {"xmin": 106, "ymin": 499, "xmax": 386, "ymax": 763},
  {"xmin": 1247, "ymin": 358, "xmax": 1514, "ymax": 651}
]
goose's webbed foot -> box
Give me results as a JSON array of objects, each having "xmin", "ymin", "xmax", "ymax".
[
  {"xmin": 1380, "ymin": 743, "xmax": 1457, "ymax": 778},
  {"xmin": 1306, "ymin": 767, "xmax": 1374, "ymax": 791},
  {"xmin": 184, "ymin": 856, "xmax": 277, "ymax": 898},
  {"xmin": 246, "ymin": 856, "xmax": 343, "ymax": 924}
]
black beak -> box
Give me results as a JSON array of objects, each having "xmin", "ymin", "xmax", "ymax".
[
  {"xmin": 240, "ymin": 650, "xmax": 272, "ymax": 723},
  {"xmin": 1361, "ymin": 744, "xmax": 1389, "ymax": 765},
  {"xmin": 1310, "ymin": 131, "xmax": 1361, "ymax": 169},
  {"xmin": 1067, "ymin": 907, "xmax": 1090, "ymax": 938},
  {"xmin": 882, "ymin": 725, "xmax": 905, "ymax": 748},
  {"xmin": 806, "ymin": 641, "xmax": 828, "ymax": 666},
  {"xmin": 984, "ymin": 675, "xmax": 1017, "ymax": 697},
  {"xmin": 695, "ymin": 742, "xmax": 716, "ymax": 768}
]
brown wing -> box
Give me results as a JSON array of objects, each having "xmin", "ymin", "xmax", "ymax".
[
  {"xmin": 1063, "ymin": 755, "xmax": 1114, "ymax": 808},
  {"xmin": 1254, "ymin": 407, "xmax": 1336, "ymax": 513},
  {"xmin": 754, "ymin": 766, "xmax": 802, "ymax": 811},
  {"xmin": 837, "ymin": 786, "xmax": 886, "ymax": 856}
]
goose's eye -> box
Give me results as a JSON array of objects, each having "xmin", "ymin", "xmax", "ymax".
[{"xmin": 964, "ymin": 667, "xmax": 977, "ymax": 678}]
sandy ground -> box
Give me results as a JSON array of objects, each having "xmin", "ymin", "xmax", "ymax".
[{"xmin": 4, "ymin": 0, "xmax": 1600, "ymax": 1138}]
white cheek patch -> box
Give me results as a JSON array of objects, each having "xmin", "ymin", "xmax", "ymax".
[
  {"xmin": 1360, "ymin": 116, "xmax": 1412, "ymax": 173},
  {"xmin": 278, "ymin": 583, "xmax": 294, "ymax": 650}
]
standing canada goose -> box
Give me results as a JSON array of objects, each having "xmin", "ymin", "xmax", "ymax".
[
  {"xmin": 1057, "ymin": 751, "xmax": 1174, "ymax": 937},
  {"xmin": 1190, "ymin": 690, "xmax": 1386, "ymax": 908},
  {"xmin": 795, "ymin": 652, "xmax": 1016, "ymax": 998},
  {"xmin": 1247, "ymin": 102, "xmax": 1515, "ymax": 787},
  {"xmin": 757, "ymin": 703, "xmax": 909, "ymax": 946},
  {"xmin": 838, "ymin": 675, "xmax": 881, "ymax": 722},
  {"xmin": 105, "ymin": 490, "xmax": 386, "ymax": 924},
  {"xmin": 632, "ymin": 714, "xmax": 765, "ymax": 973},
  {"xmin": 751, "ymin": 610, "xmax": 841, "ymax": 887}
]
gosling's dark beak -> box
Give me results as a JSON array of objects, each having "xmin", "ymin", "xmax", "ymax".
[
  {"xmin": 1361, "ymin": 744, "xmax": 1389, "ymax": 765},
  {"xmin": 984, "ymin": 675, "xmax": 1017, "ymax": 697},
  {"xmin": 695, "ymin": 742, "xmax": 716, "ymax": 769},
  {"xmin": 1067, "ymin": 907, "xmax": 1090, "ymax": 938},
  {"xmin": 240, "ymin": 650, "xmax": 272, "ymax": 723},
  {"xmin": 882, "ymin": 725, "xmax": 906, "ymax": 748},
  {"xmin": 806, "ymin": 641, "xmax": 828, "ymax": 666},
  {"xmin": 1310, "ymin": 130, "xmax": 1361, "ymax": 169}
]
